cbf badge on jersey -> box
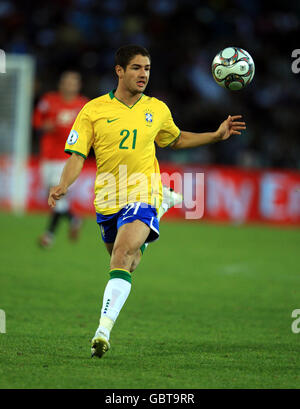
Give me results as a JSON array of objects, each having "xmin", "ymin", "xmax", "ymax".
[
  {"xmin": 66, "ymin": 129, "xmax": 79, "ymax": 145},
  {"xmin": 144, "ymin": 109, "xmax": 154, "ymax": 127}
]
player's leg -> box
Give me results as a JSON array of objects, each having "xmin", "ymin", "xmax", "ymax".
[
  {"xmin": 106, "ymin": 186, "xmax": 182, "ymax": 270},
  {"xmin": 39, "ymin": 160, "xmax": 82, "ymax": 246},
  {"xmin": 110, "ymin": 219, "xmax": 150, "ymax": 270},
  {"xmin": 104, "ymin": 242, "xmax": 114, "ymax": 255},
  {"xmin": 39, "ymin": 195, "xmax": 74, "ymax": 247},
  {"xmin": 92, "ymin": 220, "xmax": 150, "ymax": 358},
  {"xmin": 65, "ymin": 210, "xmax": 82, "ymax": 241},
  {"xmin": 91, "ymin": 212, "xmax": 122, "ymax": 357},
  {"xmin": 157, "ymin": 185, "xmax": 183, "ymax": 220},
  {"xmin": 129, "ymin": 249, "xmax": 142, "ymax": 272},
  {"xmin": 105, "ymin": 242, "xmax": 141, "ymax": 273},
  {"xmin": 102, "ymin": 216, "xmax": 148, "ymax": 274},
  {"xmin": 92, "ymin": 203, "xmax": 159, "ymax": 358},
  {"xmin": 39, "ymin": 161, "xmax": 61, "ymax": 248},
  {"xmin": 124, "ymin": 186, "xmax": 183, "ymax": 270}
]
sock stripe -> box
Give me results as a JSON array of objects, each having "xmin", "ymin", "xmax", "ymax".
[
  {"xmin": 109, "ymin": 268, "xmax": 130, "ymax": 274},
  {"xmin": 109, "ymin": 269, "xmax": 132, "ymax": 284}
]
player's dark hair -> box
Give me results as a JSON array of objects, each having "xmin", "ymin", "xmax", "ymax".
[{"xmin": 115, "ymin": 45, "xmax": 151, "ymax": 70}]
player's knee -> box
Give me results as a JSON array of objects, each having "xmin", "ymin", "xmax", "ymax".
[
  {"xmin": 111, "ymin": 244, "xmax": 136, "ymax": 267},
  {"xmin": 130, "ymin": 250, "xmax": 141, "ymax": 273}
]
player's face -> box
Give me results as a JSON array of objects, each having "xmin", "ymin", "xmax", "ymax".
[
  {"xmin": 59, "ymin": 72, "xmax": 81, "ymax": 96},
  {"xmin": 121, "ymin": 55, "xmax": 150, "ymax": 94}
]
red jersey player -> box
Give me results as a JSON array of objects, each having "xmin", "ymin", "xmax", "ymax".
[{"xmin": 33, "ymin": 71, "xmax": 89, "ymax": 248}]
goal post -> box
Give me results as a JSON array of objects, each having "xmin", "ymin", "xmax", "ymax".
[{"xmin": 0, "ymin": 53, "xmax": 35, "ymax": 213}]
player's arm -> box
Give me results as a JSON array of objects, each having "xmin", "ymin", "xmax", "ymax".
[
  {"xmin": 33, "ymin": 95, "xmax": 55, "ymax": 133},
  {"xmin": 48, "ymin": 153, "xmax": 85, "ymax": 208},
  {"xmin": 170, "ymin": 115, "xmax": 246, "ymax": 150},
  {"xmin": 48, "ymin": 103, "xmax": 94, "ymax": 208}
]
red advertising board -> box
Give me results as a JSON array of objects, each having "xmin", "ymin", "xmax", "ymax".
[
  {"xmin": 0, "ymin": 157, "xmax": 299, "ymax": 225},
  {"xmin": 159, "ymin": 163, "xmax": 300, "ymax": 225}
]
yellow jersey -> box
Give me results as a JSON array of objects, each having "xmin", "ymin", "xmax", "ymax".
[{"xmin": 65, "ymin": 90, "xmax": 180, "ymax": 215}]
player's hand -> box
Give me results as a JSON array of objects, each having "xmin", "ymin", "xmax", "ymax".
[
  {"xmin": 216, "ymin": 115, "xmax": 246, "ymax": 141},
  {"xmin": 48, "ymin": 185, "xmax": 68, "ymax": 208}
]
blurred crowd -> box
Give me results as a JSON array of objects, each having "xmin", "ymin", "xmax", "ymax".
[{"xmin": 1, "ymin": 0, "xmax": 300, "ymax": 169}]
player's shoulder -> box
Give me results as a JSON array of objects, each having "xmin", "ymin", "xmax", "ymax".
[
  {"xmin": 39, "ymin": 91, "xmax": 59, "ymax": 102},
  {"xmin": 81, "ymin": 93, "xmax": 112, "ymax": 112},
  {"xmin": 36, "ymin": 91, "xmax": 58, "ymax": 111},
  {"xmin": 144, "ymin": 95, "xmax": 169, "ymax": 108},
  {"xmin": 143, "ymin": 95, "xmax": 170, "ymax": 113}
]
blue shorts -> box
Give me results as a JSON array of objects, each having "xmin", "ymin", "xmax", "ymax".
[{"xmin": 96, "ymin": 202, "xmax": 159, "ymax": 244}]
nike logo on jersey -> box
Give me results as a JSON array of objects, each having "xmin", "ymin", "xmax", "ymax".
[{"xmin": 107, "ymin": 118, "xmax": 119, "ymax": 123}]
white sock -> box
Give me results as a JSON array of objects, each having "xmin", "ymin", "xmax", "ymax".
[
  {"xmin": 157, "ymin": 202, "xmax": 169, "ymax": 220},
  {"xmin": 98, "ymin": 277, "xmax": 131, "ymax": 339}
]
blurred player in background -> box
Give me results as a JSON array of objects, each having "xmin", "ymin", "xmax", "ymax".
[
  {"xmin": 48, "ymin": 45, "xmax": 246, "ymax": 358},
  {"xmin": 33, "ymin": 71, "xmax": 89, "ymax": 248}
]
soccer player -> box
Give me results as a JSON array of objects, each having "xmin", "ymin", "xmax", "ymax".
[
  {"xmin": 48, "ymin": 45, "xmax": 246, "ymax": 358},
  {"xmin": 33, "ymin": 71, "xmax": 89, "ymax": 248}
]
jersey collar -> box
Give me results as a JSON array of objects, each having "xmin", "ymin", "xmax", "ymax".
[{"xmin": 109, "ymin": 89, "xmax": 144, "ymax": 109}]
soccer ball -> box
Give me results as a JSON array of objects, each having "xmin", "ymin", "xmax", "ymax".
[{"xmin": 212, "ymin": 47, "xmax": 255, "ymax": 91}]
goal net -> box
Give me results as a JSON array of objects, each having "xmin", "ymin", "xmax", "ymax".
[{"xmin": 0, "ymin": 53, "xmax": 35, "ymax": 213}]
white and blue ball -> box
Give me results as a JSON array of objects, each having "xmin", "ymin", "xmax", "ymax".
[{"xmin": 212, "ymin": 47, "xmax": 255, "ymax": 91}]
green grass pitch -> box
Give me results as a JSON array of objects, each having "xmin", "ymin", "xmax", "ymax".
[{"xmin": 0, "ymin": 211, "xmax": 300, "ymax": 389}]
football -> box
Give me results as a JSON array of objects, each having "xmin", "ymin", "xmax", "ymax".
[{"xmin": 212, "ymin": 47, "xmax": 255, "ymax": 91}]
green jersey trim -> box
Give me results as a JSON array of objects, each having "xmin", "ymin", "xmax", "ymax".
[
  {"xmin": 166, "ymin": 131, "xmax": 181, "ymax": 148},
  {"xmin": 64, "ymin": 149, "xmax": 87, "ymax": 159},
  {"xmin": 109, "ymin": 89, "xmax": 144, "ymax": 109}
]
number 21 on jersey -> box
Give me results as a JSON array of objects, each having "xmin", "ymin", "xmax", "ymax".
[{"xmin": 119, "ymin": 129, "xmax": 137, "ymax": 150}]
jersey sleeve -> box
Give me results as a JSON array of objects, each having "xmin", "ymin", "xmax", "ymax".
[
  {"xmin": 32, "ymin": 95, "xmax": 51, "ymax": 129},
  {"xmin": 64, "ymin": 106, "xmax": 94, "ymax": 159},
  {"xmin": 155, "ymin": 103, "xmax": 180, "ymax": 148}
]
